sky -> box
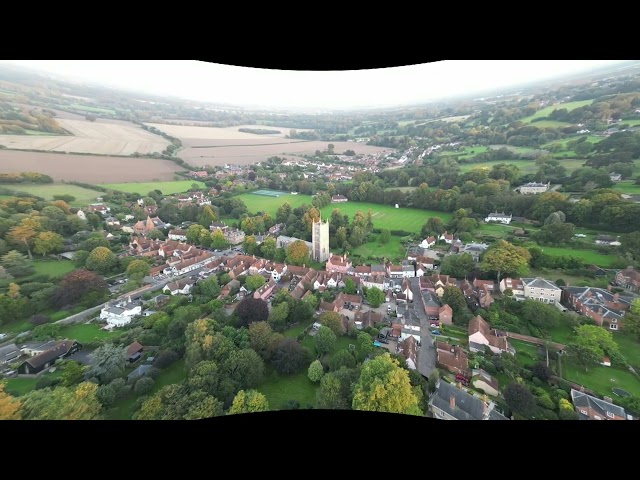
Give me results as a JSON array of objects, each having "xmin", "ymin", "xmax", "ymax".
[{"xmin": 0, "ymin": 60, "xmax": 629, "ymax": 110}]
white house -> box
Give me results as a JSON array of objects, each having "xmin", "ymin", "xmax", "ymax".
[
  {"xmin": 105, "ymin": 216, "xmax": 120, "ymax": 226},
  {"xmin": 100, "ymin": 297, "xmax": 143, "ymax": 327},
  {"xmin": 521, "ymin": 277, "xmax": 562, "ymax": 304},
  {"xmin": 519, "ymin": 182, "xmax": 550, "ymax": 195},
  {"xmin": 163, "ymin": 278, "xmax": 196, "ymax": 295},
  {"xmin": 400, "ymin": 324, "xmax": 421, "ymax": 342},
  {"xmin": 484, "ymin": 212, "xmax": 512, "ymax": 224},
  {"xmin": 124, "ymin": 214, "xmax": 135, "ymax": 221},
  {"xmin": 595, "ymin": 235, "xmax": 621, "ymax": 246},
  {"xmin": 439, "ymin": 232, "xmax": 455, "ymax": 244},
  {"xmin": 269, "ymin": 264, "xmax": 287, "ymax": 282},
  {"xmin": 499, "ymin": 278, "xmax": 525, "ymax": 299},
  {"xmin": 468, "ymin": 315, "xmax": 515, "ymax": 355},
  {"xmin": 361, "ymin": 274, "xmax": 388, "ymax": 291},
  {"xmin": 420, "ymin": 236, "xmax": 437, "ymax": 249},
  {"xmin": 401, "ymin": 278, "xmax": 414, "ymax": 301},
  {"xmin": 76, "ymin": 210, "xmax": 87, "ymax": 221},
  {"xmin": 168, "ymin": 230, "xmax": 188, "ymax": 241}
]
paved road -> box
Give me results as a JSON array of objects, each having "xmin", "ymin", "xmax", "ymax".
[{"xmin": 410, "ymin": 277, "xmax": 436, "ymax": 378}]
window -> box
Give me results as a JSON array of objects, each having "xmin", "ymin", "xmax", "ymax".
[
  {"xmin": 606, "ymin": 411, "xmax": 614, "ymax": 418},
  {"xmin": 610, "ymin": 324, "xmax": 618, "ymax": 330}
]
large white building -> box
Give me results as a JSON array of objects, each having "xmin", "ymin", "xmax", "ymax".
[
  {"xmin": 312, "ymin": 217, "xmax": 330, "ymax": 262},
  {"xmin": 100, "ymin": 297, "xmax": 142, "ymax": 327},
  {"xmin": 519, "ymin": 182, "xmax": 550, "ymax": 195},
  {"xmin": 521, "ymin": 277, "xmax": 562, "ymax": 304},
  {"xmin": 484, "ymin": 212, "xmax": 512, "ymax": 224}
]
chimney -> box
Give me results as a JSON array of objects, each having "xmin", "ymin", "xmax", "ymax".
[
  {"xmin": 449, "ymin": 394, "xmax": 456, "ymax": 410},
  {"xmin": 613, "ymin": 293, "xmax": 619, "ymax": 302}
]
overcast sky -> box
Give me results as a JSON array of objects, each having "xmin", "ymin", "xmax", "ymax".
[{"xmin": 0, "ymin": 60, "xmax": 629, "ymax": 110}]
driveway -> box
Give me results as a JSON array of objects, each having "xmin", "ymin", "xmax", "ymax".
[
  {"xmin": 409, "ymin": 277, "xmax": 436, "ymax": 378},
  {"xmin": 67, "ymin": 349, "xmax": 95, "ymax": 366}
]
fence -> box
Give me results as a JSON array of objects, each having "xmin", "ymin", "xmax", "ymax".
[{"xmin": 505, "ymin": 332, "xmax": 566, "ymax": 351}]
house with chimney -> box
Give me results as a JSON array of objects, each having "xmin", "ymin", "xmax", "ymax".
[
  {"xmin": 253, "ymin": 280, "xmax": 277, "ymax": 300},
  {"xmin": 429, "ymin": 380, "xmax": 509, "ymax": 420},
  {"xmin": 439, "ymin": 231, "xmax": 455, "ymax": 244},
  {"xmin": 436, "ymin": 342, "xmax": 470, "ymax": 378},
  {"xmin": 468, "ymin": 315, "xmax": 515, "ymax": 355},
  {"xmin": 471, "ymin": 369, "xmax": 500, "ymax": 397},
  {"xmin": 420, "ymin": 236, "xmax": 437, "ymax": 249},
  {"xmin": 562, "ymin": 286, "xmax": 632, "ymax": 331},
  {"xmin": 168, "ymin": 229, "xmax": 188, "ymax": 241},
  {"xmin": 615, "ymin": 267, "xmax": 640, "ymax": 292},
  {"xmin": 89, "ymin": 203, "xmax": 110, "ymax": 215},
  {"xmin": 163, "ymin": 278, "xmax": 196, "ymax": 296},
  {"xmin": 361, "ymin": 274, "xmax": 387, "ymax": 291},
  {"xmin": 100, "ymin": 296, "xmax": 143, "ymax": 327},
  {"xmin": 17, "ymin": 340, "xmax": 82, "ymax": 375},
  {"xmin": 352, "ymin": 265, "xmax": 372, "ymax": 277},
  {"xmin": 595, "ymin": 235, "xmax": 621, "ymax": 246},
  {"xmin": 570, "ymin": 389, "xmax": 632, "ymax": 420},
  {"xmin": 326, "ymin": 254, "xmax": 352, "ymax": 273},
  {"xmin": 421, "ymin": 290, "xmax": 441, "ymax": 320},
  {"xmin": 521, "ymin": 277, "xmax": 562, "ymax": 304},
  {"xmin": 353, "ymin": 310, "xmax": 385, "ymax": 330},
  {"xmin": 331, "ymin": 194, "xmax": 348, "ymax": 203},
  {"xmin": 518, "ymin": 181, "xmax": 550, "ymax": 195},
  {"xmin": 397, "ymin": 336, "xmax": 418, "ymax": 370},
  {"xmin": 499, "ymin": 277, "xmax": 525, "ymax": 299},
  {"xmin": 439, "ymin": 305, "xmax": 453, "ymax": 326},
  {"xmin": 459, "ymin": 243, "xmax": 489, "ymax": 262},
  {"xmin": 484, "ymin": 212, "xmax": 512, "ymax": 224},
  {"xmin": 133, "ymin": 216, "xmax": 167, "ymax": 236}
]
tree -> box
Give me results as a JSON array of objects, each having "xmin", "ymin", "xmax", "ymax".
[
  {"xmin": 54, "ymin": 269, "xmax": 108, "ymax": 308},
  {"xmin": 422, "ymin": 217, "xmax": 445, "ymax": 236},
  {"xmin": 1, "ymin": 250, "xmax": 34, "ymax": 278},
  {"xmin": 286, "ymin": 240, "xmax": 310, "ymax": 266},
  {"xmin": 352, "ymin": 353, "xmax": 422, "ymax": 415},
  {"xmin": 558, "ymin": 398, "xmax": 579, "ymax": 420},
  {"xmin": 534, "ymin": 223, "xmax": 575, "ymax": 245},
  {"xmin": 621, "ymin": 232, "xmax": 640, "ymax": 261},
  {"xmin": 544, "ymin": 211, "xmax": 566, "ymax": 225},
  {"xmin": 86, "ymin": 343, "xmax": 128, "ymax": 384},
  {"xmin": 379, "ymin": 229, "xmax": 391, "ymax": 244},
  {"xmin": 315, "ymin": 326, "xmax": 337, "ymax": 356},
  {"xmin": 0, "ymin": 383, "xmax": 21, "ymax": 420},
  {"xmin": 308, "ymin": 359, "xmax": 325, "ymax": 382},
  {"xmin": 366, "ymin": 287, "xmax": 385, "ymax": 308},
  {"xmin": 198, "ymin": 205, "xmax": 218, "ymax": 227},
  {"xmin": 186, "ymin": 224, "xmax": 205, "ymax": 244},
  {"xmin": 356, "ymin": 331, "xmax": 374, "ymax": 362},
  {"xmin": 236, "ymin": 297, "xmax": 269, "ymax": 327},
  {"xmin": 316, "ymin": 370, "xmax": 350, "ymax": 410},
  {"xmin": 531, "ymin": 362, "xmax": 550, "ymax": 382},
  {"xmin": 319, "ymin": 311, "xmax": 344, "ymax": 336},
  {"xmin": 440, "ymin": 253, "xmax": 475, "ymax": 279},
  {"xmin": 33, "ymin": 231, "xmax": 64, "ymax": 256},
  {"xmin": 222, "ymin": 348, "xmax": 265, "ymax": 390},
  {"xmin": 268, "ymin": 301, "xmax": 289, "ymax": 330},
  {"xmin": 211, "ymin": 230, "xmax": 228, "ymax": 250},
  {"xmin": 343, "ymin": 277, "xmax": 357, "ymax": 295},
  {"xmin": 243, "ymin": 235, "xmax": 257, "ymax": 255},
  {"xmin": 272, "ymin": 338, "xmax": 311, "ymax": 374},
  {"xmin": 624, "ymin": 299, "xmax": 640, "ymax": 340},
  {"xmin": 85, "ymin": 246, "xmax": 117, "ymax": 274},
  {"xmin": 126, "ymin": 259, "xmax": 151, "ymax": 280},
  {"xmin": 21, "ymin": 382, "xmax": 103, "ymax": 420},
  {"xmin": 29, "ymin": 314, "xmax": 50, "ymax": 326},
  {"xmin": 481, "ymin": 240, "xmax": 531, "ymax": 282},
  {"xmin": 521, "ymin": 300, "xmax": 559, "ymax": 330},
  {"xmin": 134, "ymin": 377, "xmax": 155, "ymax": 395},
  {"xmin": 7, "ymin": 218, "xmax": 41, "ymax": 259},
  {"xmin": 249, "ymin": 322, "xmax": 282, "ymax": 361},
  {"xmin": 229, "ymin": 389, "xmax": 269, "ymax": 414},
  {"xmin": 442, "ymin": 286, "xmax": 467, "ymax": 316},
  {"xmin": 503, "ymin": 383, "xmax": 536, "ymax": 416},
  {"xmin": 261, "ymin": 236, "xmax": 277, "ymax": 259},
  {"xmin": 568, "ymin": 324, "xmax": 622, "ymax": 372},
  {"xmin": 61, "ymin": 361, "xmax": 85, "ymax": 387},
  {"xmin": 245, "ymin": 274, "xmax": 266, "ymax": 291},
  {"xmin": 134, "ymin": 384, "xmax": 223, "ymax": 420}
]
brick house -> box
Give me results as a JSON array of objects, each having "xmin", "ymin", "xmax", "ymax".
[
  {"xmin": 562, "ymin": 286, "xmax": 631, "ymax": 331},
  {"xmin": 468, "ymin": 315, "xmax": 515, "ymax": 355},
  {"xmin": 616, "ymin": 267, "xmax": 640, "ymax": 292},
  {"xmin": 326, "ymin": 254, "xmax": 352, "ymax": 273},
  {"xmin": 436, "ymin": 342, "xmax": 470, "ymax": 378},
  {"xmin": 439, "ymin": 304, "xmax": 453, "ymax": 325},
  {"xmin": 570, "ymin": 389, "xmax": 632, "ymax": 420}
]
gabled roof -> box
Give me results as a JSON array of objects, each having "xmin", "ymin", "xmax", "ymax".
[
  {"xmin": 125, "ymin": 341, "xmax": 144, "ymax": 357},
  {"xmin": 570, "ymin": 389, "xmax": 628, "ymax": 420},
  {"xmin": 472, "ymin": 369, "xmax": 500, "ymax": 392},
  {"xmin": 468, "ymin": 315, "xmax": 490, "ymax": 336},
  {"xmin": 430, "ymin": 380, "xmax": 508, "ymax": 420},
  {"xmin": 522, "ymin": 277, "xmax": 561, "ymax": 291},
  {"xmin": 22, "ymin": 340, "xmax": 78, "ymax": 369}
]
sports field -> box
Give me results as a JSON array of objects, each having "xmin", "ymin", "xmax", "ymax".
[
  {"xmin": 235, "ymin": 192, "xmax": 451, "ymax": 233},
  {"xmin": 101, "ymin": 180, "xmax": 206, "ymax": 195}
]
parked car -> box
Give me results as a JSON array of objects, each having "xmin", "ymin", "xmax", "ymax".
[{"xmin": 431, "ymin": 330, "xmax": 441, "ymax": 335}]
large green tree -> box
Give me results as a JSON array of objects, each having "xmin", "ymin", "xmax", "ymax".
[
  {"xmin": 481, "ymin": 240, "xmax": 531, "ymax": 282},
  {"xmin": 315, "ymin": 326, "xmax": 337, "ymax": 356},
  {"xmin": 352, "ymin": 353, "xmax": 422, "ymax": 415},
  {"xmin": 366, "ymin": 287, "xmax": 385, "ymax": 308},
  {"xmin": 568, "ymin": 324, "xmax": 623, "ymax": 372},
  {"xmin": 33, "ymin": 231, "xmax": 64, "ymax": 256},
  {"xmin": 86, "ymin": 343, "xmax": 128, "ymax": 384},
  {"xmin": 85, "ymin": 246, "xmax": 117, "ymax": 274},
  {"xmin": 228, "ymin": 390, "xmax": 269, "ymax": 414},
  {"xmin": 21, "ymin": 382, "xmax": 103, "ymax": 420},
  {"xmin": 245, "ymin": 274, "xmax": 266, "ymax": 291},
  {"xmin": 319, "ymin": 311, "xmax": 344, "ymax": 336},
  {"xmin": 440, "ymin": 253, "xmax": 475, "ymax": 278}
]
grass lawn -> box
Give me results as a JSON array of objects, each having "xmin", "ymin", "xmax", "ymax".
[
  {"xmin": 563, "ymin": 361, "xmax": 640, "ymax": 397},
  {"xmin": 613, "ymin": 334, "xmax": 640, "ymax": 368},
  {"xmin": 546, "ymin": 321, "xmax": 577, "ymax": 345},
  {"xmin": 383, "ymin": 186, "xmax": 419, "ymax": 192},
  {"xmin": 4, "ymin": 369, "xmax": 64, "ymax": 397},
  {"xmin": 352, "ymin": 234, "xmax": 406, "ymax": 260},
  {"xmin": 32, "ymin": 259, "xmax": 75, "ymax": 278},
  {"xmin": 441, "ymin": 146, "xmax": 489, "ymax": 160},
  {"xmin": 283, "ymin": 317, "xmax": 315, "ymax": 338},
  {"xmin": 528, "ymin": 244, "xmax": 619, "ymax": 267},
  {"xmin": 510, "ymin": 339, "xmax": 541, "ymax": 367},
  {"xmin": 101, "ymin": 180, "xmax": 206, "ymax": 195},
  {"xmin": 259, "ymin": 368, "xmax": 318, "ymax": 410},
  {"xmin": 526, "ymin": 120, "xmax": 571, "ymax": 129},
  {"xmin": 458, "ymin": 159, "xmax": 538, "ymax": 174},
  {"xmin": 621, "ymin": 118, "xmax": 640, "ymax": 126},
  {"xmin": 59, "ymin": 323, "xmax": 122, "ymax": 343},
  {"xmin": 320, "ymin": 202, "xmax": 451, "ymax": 233},
  {"xmin": 0, "ymin": 319, "xmax": 31, "ymax": 334},
  {"xmin": 614, "ymin": 181, "xmax": 640, "ymax": 195},
  {"xmin": 0, "ymin": 184, "xmax": 104, "ymax": 207},
  {"xmin": 528, "ymin": 267, "xmax": 611, "ymax": 291},
  {"xmin": 235, "ymin": 192, "xmax": 314, "ymax": 216},
  {"xmin": 521, "ymin": 99, "xmax": 594, "ymax": 123}
]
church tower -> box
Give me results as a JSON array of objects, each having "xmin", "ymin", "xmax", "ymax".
[{"xmin": 312, "ymin": 214, "xmax": 329, "ymax": 262}]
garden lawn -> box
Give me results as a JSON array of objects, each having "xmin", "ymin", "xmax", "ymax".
[
  {"xmin": 441, "ymin": 146, "xmax": 489, "ymax": 159},
  {"xmin": 614, "ymin": 181, "xmax": 640, "ymax": 195},
  {"xmin": 527, "ymin": 244, "xmax": 619, "ymax": 267},
  {"xmin": 101, "ymin": 180, "xmax": 206, "ymax": 195},
  {"xmin": 0, "ymin": 184, "xmax": 104, "ymax": 207},
  {"xmin": 259, "ymin": 368, "xmax": 319, "ymax": 410},
  {"xmin": 59, "ymin": 323, "xmax": 122, "ymax": 343},
  {"xmin": 563, "ymin": 361, "xmax": 640, "ymax": 397},
  {"xmin": 613, "ymin": 334, "xmax": 640, "ymax": 368},
  {"xmin": 621, "ymin": 119, "xmax": 640, "ymax": 126},
  {"xmin": 32, "ymin": 259, "xmax": 75, "ymax": 278},
  {"xmin": 283, "ymin": 317, "xmax": 315, "ymax": 338},
  {"xmin": 458, "ymin": 160, "xmax": 538, "ymax": 174},
  {"xmin": 4, "ymin": 369, "xmax": 64, "ymax": 397},
  {"xmin": 0, "ymin": 319, "xmax": 32, "ymax": 334},
  {"xmin": 107, "ymin": 359, "xmax": 187, "ymax": 420},
  {"xmin": 546, "ymin": 320, "xmax": 577, "ymax": 346},
  {"xmin": 510, "ymin": 339, "xmax": 541, "ymax": 367},
  {"xmin": 352, "ymin": 234, "xmax": 405, "ymax": 260}
]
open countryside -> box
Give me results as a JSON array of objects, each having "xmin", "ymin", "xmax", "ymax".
[
  {"xmin": 0, "ymin": 183, "xmax": 104, "ymax": 206},
  {"xmin": 101, "ymin": 180, "xmax": 206, "ymax": 195}
]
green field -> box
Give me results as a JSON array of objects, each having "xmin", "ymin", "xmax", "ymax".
[
  {"xmin": 621, "ymin": 119, "xmax": 640, "ymax": 126},
  {"xmin": 67, "ymin": 103, "xmax": 117, "ymax": 115},
  {"xmin": 563, "ymin": 361, "xmax": 640, "ymax": 397},
  {"xmin": 59, "ymin": 323, "xmax": 122, "ymax": 343},
  {"xmin": 32, "ymin": 260, "xmax": 75, "ymax": 278},
  {"xmin": 459, "ymin": 158, "xmax": 587, "ymax": 174},
  {"xmin": 4, "ymin": 369, "xmax": 64, "ymax": 397},
  {"xmin": 235, "ymin": 193, "xmax": 451, "ymax": 233},
  {"xmin": 441, "ymin": 146, "xmax": 489, "ymax": 160},
  {"xmin": 101, "ymin": 180, "xmax": 206, "ymax": 195},
  {"xmin": 521, "ymin": 99, "xmax": 594, "ymax": 124},
  {"xmin": 352, "ymin": 234, "xmax": 406, "ymax": 260},
  {"xmin": 532, "ymin": 245, "xmax": 619, "ymax": 267},
  {"xmin": 259, "ymin": 369, "xmax": 319, "ymax": 410},
  {"xmin": 613, "ymin": 334, "xmax": 640, "ymax": 367},
  {"xmin": 510, "ymin": 340, "xmax": 541, "ymax": 367},
  {"xmin": 614, "ymin": 181, "xmax": 640, "ymax": 195},
  {"xmin": 383, "ymin": 186, "xmax": 419, "ymax": 192},
  {"xmin": 107, "ymin": 359, "xmax": 187, "ymax": 420},
  {"xmin": 0, "ymin": 184, "xmax": 103, "ymax": 207}
]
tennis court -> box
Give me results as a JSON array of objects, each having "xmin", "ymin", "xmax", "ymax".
[{"xmin": 251, "ymin": 189, "xmax": 289, "ymax": 197}]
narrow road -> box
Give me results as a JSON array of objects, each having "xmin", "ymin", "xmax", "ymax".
[{"xmin": 410, "ymin": 277, "xmax": 436, "ymax": 378}]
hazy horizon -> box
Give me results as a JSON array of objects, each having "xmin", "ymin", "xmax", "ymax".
[{"xmin": 0, "ymin": 60, "xmax": 630, "ymax": 110}]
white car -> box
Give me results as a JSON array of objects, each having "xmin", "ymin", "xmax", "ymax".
[{"xmin": 574, "ymin": 234, "xmax": 587, "ymax": 238}]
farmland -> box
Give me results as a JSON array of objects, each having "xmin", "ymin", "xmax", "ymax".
[
  {"xmin": 0, "ymin": 118, "xmax": 169, "ymax": 155},
  {"xmin": 0, "ymin": 150, "xmax": 183, "ymax": 183},
  {"xmin": 458, "ymin": 158, "xmax": 586, "ymax": 174},
  {"xmin": 235, "ymin": 193, "xmax": 451, "ymax": 232},
  {"xmin": 521, "ymin": 99, "xmax": 594, "ymax": 124},
  {"xmin": 0, "ymin": 183, "xmax": 103, "ymax": 206},
  {"xmin": 101, "ymin": 180, "xmax": 206, "ymax": 195},
  {"xmin": 146, "ymin": 123, "xmax": 310, "ymax": 140}
]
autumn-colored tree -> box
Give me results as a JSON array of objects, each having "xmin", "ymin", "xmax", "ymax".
[
  {"xmin": 7, "ymin": 283, "xmax": 20, "ymax": 299},
  {"xmin": 54, "ymin": 269, "xmax": 108, "ymax": 308},
  {"xmin": 20, "ymin": 382, "xmax": 103, "ymax": 420},
  {"xmin": 481, "ymin": 240, "xmax": 531, "ymax": 282},
  {"xmin": 85, "ymin": 246, "xmax": 117, "ymax": 274},
  {"xmin": 198, "ymin": 205, "xmax": 219, "ymax": 228},
  {"xmin": 303, "ymin": 207, "xmax": 321, "ymax": 231},
  {"xmin": 228, "ymin": 389, "xmax": 270, "ymax": 414},
  {"xmin": 51, "ymin": 199, "xmax": 71, "ymax": 213},
  {"xmin": 319, "ymin": 311, "xmax": 345, "ymax": 336},
  {"xmin": 7, "ymin": 217, "xmax": 41, "ymax": 258},
  {"xmin": 33, "ymin": 231, "xmax": 64, "ymax": 256},
  {"xmin": 0, "ymin": 382, "xmax": 21, "ymax": 420},
  {"xmin": 286, "ymin": 240, "xmax": 310, "ymax": 266},
  {"xmin": 352, "ymin": 353, "xmax": 423, "ymax": 416},
  {"xmin": 126, "ymin": 259, "xmax": 151, "ymax": 280}
]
